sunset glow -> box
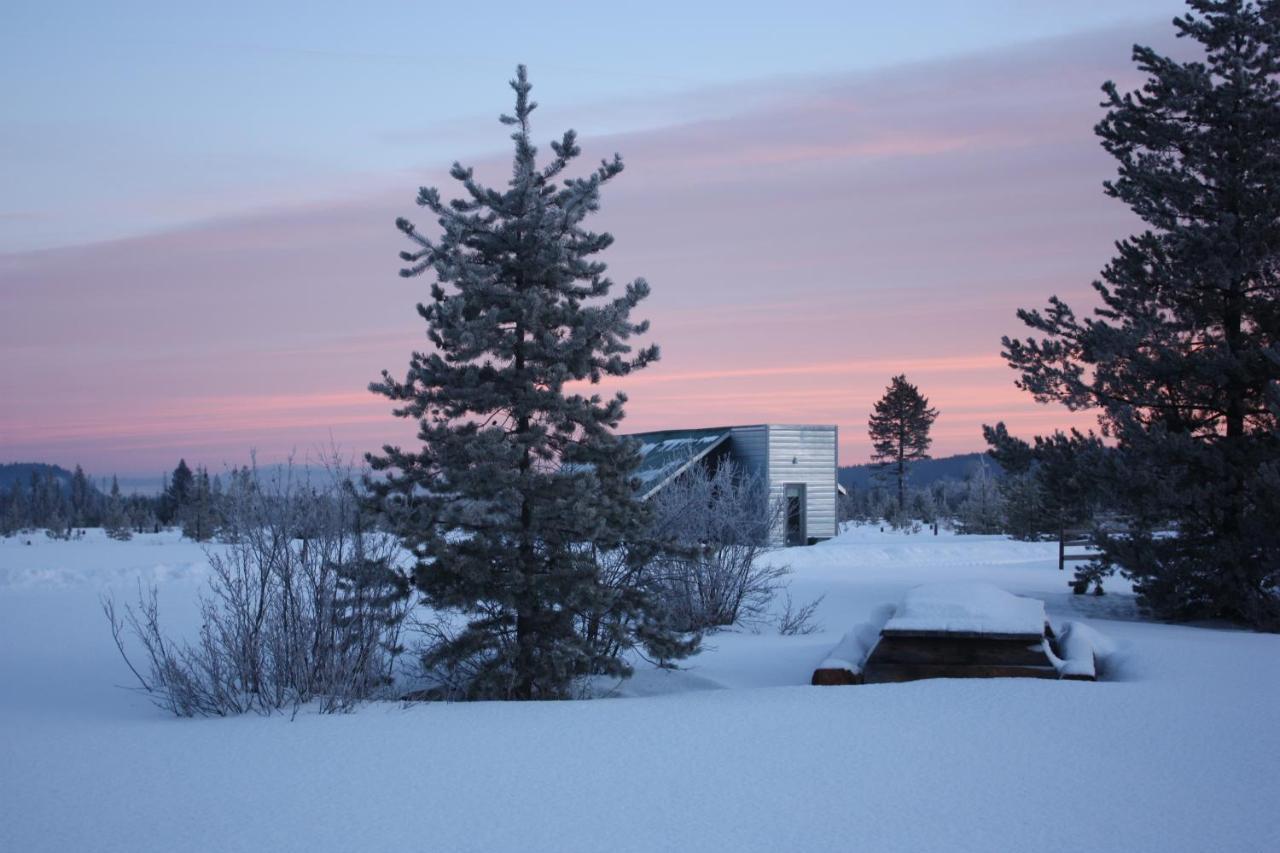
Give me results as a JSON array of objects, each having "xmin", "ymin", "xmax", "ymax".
[{"xmin": 0, "ymin": 4, "xmax": 1168, "ymax": 476}]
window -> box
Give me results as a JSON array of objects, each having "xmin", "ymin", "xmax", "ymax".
[{"xmin": 784, "ymin": 483, "xmax": 806, "ymax": 546}]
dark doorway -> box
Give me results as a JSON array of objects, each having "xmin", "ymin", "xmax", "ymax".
[{"xmin": 784, "ymin": 483, "xmax": 806, "ymax": 546}]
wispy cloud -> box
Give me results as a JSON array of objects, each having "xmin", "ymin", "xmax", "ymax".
[{"xmin": 1, "ymin": 24, "xmax": 1144, "ymax": 474}]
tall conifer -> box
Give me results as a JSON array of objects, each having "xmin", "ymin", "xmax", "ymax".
[
  {"xmin": 868, "ymin": 375, "xmax": 939, "ymax": 515},
  {"xmin": 367, "ymin": 67, "xmax": 693, "ymax": 699},
  {"xmin": 1003, "ymin": 1, "xmax": 1280, "ymax": 627}
]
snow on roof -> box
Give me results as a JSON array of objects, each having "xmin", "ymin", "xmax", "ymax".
[
  {"xmin": 883, "ymin": 582, "xmax": 1047, "ymax": 638},
  {"xmin": 625, "ymin": 427, "xmax": 732, "ymax": 498}
]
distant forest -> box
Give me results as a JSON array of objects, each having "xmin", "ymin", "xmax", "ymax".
[
  {"xmin": 838, "ymin": 453, "xmax": 1001, "ymax": 491},
  {"xmin": 0, "ymin": 459, "xmax": 232, "ymax": 540},
  {"xmin": 0, "ymin": 462, "xmax": 77, "ymax": 492},
  {"xmin": 0, "ymin": 451, "xmax": 1024, "ymax": 544}
]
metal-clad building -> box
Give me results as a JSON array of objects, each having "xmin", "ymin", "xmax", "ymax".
[{"xmin": 626, "ymin": 424, "xmax": 838, "ymax": 546}]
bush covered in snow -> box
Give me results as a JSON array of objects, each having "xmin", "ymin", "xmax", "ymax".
[{"xmin": 104, "ymin": 458, "xmax": 411, "ymax": 716}]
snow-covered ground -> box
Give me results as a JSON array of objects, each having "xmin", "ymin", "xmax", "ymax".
[{"xmin": 2, "ymin": 526, "xmax": 1277, "ymax": 852}]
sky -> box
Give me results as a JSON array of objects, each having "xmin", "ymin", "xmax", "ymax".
[{"xmin": 1, "ymin": 1, "xmax": 1189, "ymax": 479}]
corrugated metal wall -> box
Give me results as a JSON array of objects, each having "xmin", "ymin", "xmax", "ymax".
[
  {"xmin": 762, "ymin": 425, "xmax": 837, "ymax": 542},
  {"xmin": 727, "ymin": 424, "xmax": 837, "ymax": 544}
]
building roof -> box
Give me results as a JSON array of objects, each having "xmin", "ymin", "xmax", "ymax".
[{"xmin": 625, "ymin": 427, "xmax": 731, "ymax": 499}]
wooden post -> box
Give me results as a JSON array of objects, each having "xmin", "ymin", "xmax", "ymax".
[{"xmin": 1058, "ymin": 526, "xmax": 1065, "ymax": 571}]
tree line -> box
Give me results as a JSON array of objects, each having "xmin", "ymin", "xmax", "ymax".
[
  {"xmin": 850, "ymin": 374, "xmax": 1102, "ymax": 545},
  {"xmin": 0, "ymin": 458, "xmax": 247, "ymax": 542}
]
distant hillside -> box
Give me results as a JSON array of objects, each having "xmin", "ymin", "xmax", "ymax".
[
  {"xmin": 0, "ymin": 462, "xmax": 77, "ymax": 493},
  {"xmin": 838, "ymin": 452, "xmax": 1003, "ymax": 491}
]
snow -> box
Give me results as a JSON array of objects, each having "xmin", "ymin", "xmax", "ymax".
[
  {"xmin": 1048, "ymin": 619, "xmax": 1116, "ymax": 679},
  {"xmin": 815, "ymin": 605, "xmax": 893, "ymax": 675},
  {"xmin": 2, "ymin": 525, "xmax": 1278, "ymax": 852},
  {"xmin": 883, "ymin": 581, "xmax": 1047, "ymax": 637}
]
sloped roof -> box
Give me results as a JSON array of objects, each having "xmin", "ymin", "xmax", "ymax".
[{"xmin": 626, "ymin": 427, "xmax": 731, "ymax": 499}]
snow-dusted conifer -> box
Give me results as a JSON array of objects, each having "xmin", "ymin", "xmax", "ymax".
[
  {"xmin": 69, "ymin": 465, "xmax": 93, "ymax": 528},
  {"xmin": 868, "ymin": 375, "xmax": 939, "ymax": 515},
  {"xmin": 367, "ymin": 67, "xmax": 694, "ymax": 699},
  {"xmin": 1003, "ymin": 1, "xmax": 1280, "ymax": 628},
  {"xmin": 104, "ymin": 475, "xmax": 132, "ymax": 541}
]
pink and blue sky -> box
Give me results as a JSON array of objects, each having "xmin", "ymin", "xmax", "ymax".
[{"xmin": 1, "ymin": 1, "xmax": 1185, "ymax": 478}]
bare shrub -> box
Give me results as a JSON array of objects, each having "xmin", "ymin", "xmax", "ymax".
[
  {"xmin": 103, "ymin": 453, "xmax": 411, "ymax": 716},
  {"xmin": 776, "ymin": 590, "xmax": 825, "ymax": 635},
  {"xmin": 647, "ymin": 460, "xmax": 791, "ymax": 631}
]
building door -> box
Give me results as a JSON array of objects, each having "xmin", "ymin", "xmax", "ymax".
[{"xmin": 784, "ymin": 483, "xmax": 806, "ymax": 546}]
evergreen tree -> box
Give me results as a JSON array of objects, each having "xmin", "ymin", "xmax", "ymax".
[
  {"xmin": 37, "ymin": 471, "xmax": 69, "ymax": 538},
  {"xmin": 69, "ymin": 464, "xmax": 93, "ymax": 528},
  {"xmin": 983, "ymin": 423, "xmax": 1104, "ymax": 544},
  {"xmin": 332, "ymin": 555, "xmax": 412, "ymax": 693},
  {"xmin": 128, "ymin": 496, "xmax": 158, "ymax": 535},
  {"xmin": 910, "ymin": 488, "xmax": 938, "ymax": 525},
  {"xmin": 181, "ymin": 467, "xmax": 215, "ymax": 542},
  {"xmin": 163, "ymin": 459, "xmax": 195, "ymax": 524},
  {"xmin": 1, "ymin": 481, "xmax": 28, "ymax": 536},
  {"xmin": 868, "ymin": 375, "xmax": 940, "ymax": 515},
  {"xmin": 367, "ymin": 66, "xmax": 695, "ymax": 699},
  {"xmin": 957, "ymin": 457, "xmax": 1004, "ymax": 534},
  {"xmin": 991, "ymin": 469, "xmax": 1045, "ymax": 541},
  {"xmin": 1003, "ymin": 1, "xmax": 1280, "ymax": 628},
  {"xmin": 103, "ymin": 476, "xmax": 132, "ymax": 541}
]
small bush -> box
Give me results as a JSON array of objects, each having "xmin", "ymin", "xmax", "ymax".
[{"xmin": 104, "ymin": 455, "xmax": 411, "ymax": 716}]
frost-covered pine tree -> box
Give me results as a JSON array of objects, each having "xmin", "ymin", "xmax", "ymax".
[
  {"xmin": 868, "ymin": 375, "xmax": 939, "ymax": 516},
  {"xmin": 1003, "ymin": 0, "xmax": 1280, "ymax": 628},
  {"xmin": 956, "ymin": 456, "xmax": 1003, "ymax": 534},
  {"xmin": 104, "ymin": 475, "xmax": 132, "ymax": 541},
  {"xmin": 367, "ymin": 66, "xmax": 695, "ymax": 699}
]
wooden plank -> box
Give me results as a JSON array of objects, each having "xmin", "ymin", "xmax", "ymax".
[
  {"xmin": 861, "ymin": 631, "xmax": 1062, "ymax": 684},
  {"xmin": 880, "ymin": 628, "xmax": 1046, "ymax": 642},
  {"xmin": 811, "ymin": 668, "xmax": 862, "ymax": 686},
  {"xmin": 869, "ymin": 636, "xmax": 1054, "ymax": 667},
  {"xmin": 863, "ymin": 662, "xmax": 1059, "ymax": 684}
]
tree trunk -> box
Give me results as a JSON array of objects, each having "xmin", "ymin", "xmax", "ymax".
[
  {"xmin": 896, "ymin": 450, "xmax": 906, "ymax": 515},
  {"xmin": 513, "ymin": 315, "xmax": 536, "ymax": 700}
]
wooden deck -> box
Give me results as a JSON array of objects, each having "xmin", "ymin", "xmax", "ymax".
[
  {"xmin": 862, "ymin": 628, "xmax": 1060, "ymax": 683},
  {"xmin": 811, "ymin": 585, "xmax": 1100, "ymax": 685}
]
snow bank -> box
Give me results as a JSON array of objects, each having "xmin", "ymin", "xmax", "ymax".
[
  {"xmin": 816, "ymin": 604, "xmax": 894, "ymax": 675},
  {"xmin": 3, "ymin": 527, "xmax": 1278, "ymax": 853},
  {"xmin": 883, "ymin": 582, "xmax": 1046, "ymax": 636},
  {"xmin": 1048, "ymin": 620, "xmax": 1117, "ymax": 680}
]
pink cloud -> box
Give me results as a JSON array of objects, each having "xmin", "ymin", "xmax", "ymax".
[
  {"xmin": 728, "ymin": 133, "xmax": 997, "ymax": 167},
  {"xmin": 0, "ymin": 26, "xmax": 1145, "ymax": 475}
]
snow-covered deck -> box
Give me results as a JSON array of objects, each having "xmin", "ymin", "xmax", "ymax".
[{"xmin": 882, "ymin": 581, "xmax": 1048, "ymax": 638}]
